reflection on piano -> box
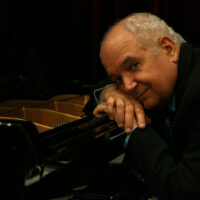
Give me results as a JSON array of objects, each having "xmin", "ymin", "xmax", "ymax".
[{"xmin": 0, "ymin": 95, "xmax": 149, "ymax": 200}]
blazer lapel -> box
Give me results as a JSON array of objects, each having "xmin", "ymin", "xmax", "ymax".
[{"xmin": 175, "ymin": 43, "xmax": 193, "ymax": 111}]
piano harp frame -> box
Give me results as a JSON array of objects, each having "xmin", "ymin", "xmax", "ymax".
[{"xmin": 0, "ymin": 95, "xmax": 128, "ymax": 200}]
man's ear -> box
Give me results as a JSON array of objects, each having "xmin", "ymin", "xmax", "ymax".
[{"xmin": 159, "ymin": 36, "xmax": 179, "ymax": 63}]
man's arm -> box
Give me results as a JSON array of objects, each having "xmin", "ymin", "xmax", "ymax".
[{"xmin": 93, "ymin": 84, "xmax": 151, "ymax": 133}]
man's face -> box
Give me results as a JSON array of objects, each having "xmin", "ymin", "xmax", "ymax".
[{"xmin": 101, "ymin": 25, "xmax": 178, "ymax": 110}]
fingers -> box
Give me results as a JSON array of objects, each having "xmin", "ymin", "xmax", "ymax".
[
  {"xmin": 124, "ymin": 104, "xmax": 134, "ymax": 133},
  {"xmin": 93, "ymin": 97, "xmax": 117, "ymax": 120},
  {"xmin": 135, "ymin": 106, "xmax": 146, "ymax": 129},
  {"xmin": 93, "ymin": 103, "xmax": 107, "ymax": 117},
  {"xmin": 93, "ymin": 95, "xmax": 150, "ymax": 134},
  {"xmin": 115, "ymin": 98, "xmax": 125, "ymax": 127},
  {"xmin": 106, "ymin": 97, "xmax": 115, "ymax": 120}
]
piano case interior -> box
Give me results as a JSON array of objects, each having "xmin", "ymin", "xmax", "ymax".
[{"xmin": 0, "ymin": 94, "xmax": 149, "ymax": 200}]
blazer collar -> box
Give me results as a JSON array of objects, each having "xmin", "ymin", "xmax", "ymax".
[{"xmin": 175, "ymin": 43, "xmax": 193, "ymax": 110}]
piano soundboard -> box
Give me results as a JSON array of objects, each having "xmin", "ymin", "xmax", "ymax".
[{"xmin": 0, "ymin": 94, "xmax": 148, "ymax": 200}]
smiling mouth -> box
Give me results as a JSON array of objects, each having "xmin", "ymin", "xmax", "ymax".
[{"xmin": 136, "ymin": 88, "xmax": 149, "ymax": 102}]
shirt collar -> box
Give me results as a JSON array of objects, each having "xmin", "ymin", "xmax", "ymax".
[{"xmin": 169, "ymin": 93, "xmax": 176, "ymax": 112}]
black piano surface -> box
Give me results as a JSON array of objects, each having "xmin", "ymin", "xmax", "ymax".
[{"xmin": 0, "ymin": 96, "xmax": 152, "ymax": 200}]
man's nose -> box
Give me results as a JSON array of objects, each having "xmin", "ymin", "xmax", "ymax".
[{"xmin": 121, "ymin": 76, "xmax": 138, "ymax": 93}]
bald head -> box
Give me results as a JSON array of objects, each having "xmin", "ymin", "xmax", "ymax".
[
  {"xmin": 101, "ymin": 23, "xmax": 140, "ymax": 69},
  {"xmin": 100, "ymin": 12, "xmax": 186, "ymax": 57}
]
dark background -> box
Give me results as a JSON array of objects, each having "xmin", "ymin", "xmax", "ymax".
[{"xmin": 0, "ymin": 0, "xmax": 200, "ymax": 101}]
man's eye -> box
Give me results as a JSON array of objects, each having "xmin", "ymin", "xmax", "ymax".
[{"xmin": 131, "ymin": 62, "xmax": 139, "ymax": 68}]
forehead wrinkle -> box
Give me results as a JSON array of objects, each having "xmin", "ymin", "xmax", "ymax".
[{"xmin": 103, "ymin": 40, "xmax": 135, "ymax": 69}]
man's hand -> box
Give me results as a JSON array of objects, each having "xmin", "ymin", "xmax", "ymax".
[{"xmin": 93, "ymin": 85, "xmax": 151, "ymax": 134}]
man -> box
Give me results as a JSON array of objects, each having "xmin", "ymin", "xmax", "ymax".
[{"xmin": 84, "ymin": 12, "xmax": 200, "ymax": 199}]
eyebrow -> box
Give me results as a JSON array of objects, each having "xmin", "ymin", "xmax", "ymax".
[{"xmin": 108, "ymin": 56, "xmax": 138, "ymax": 80}]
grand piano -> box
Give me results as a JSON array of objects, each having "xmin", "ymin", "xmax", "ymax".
[{"xmin": 0, "ymin": 94, "xmax": 149, "ymax": 200}]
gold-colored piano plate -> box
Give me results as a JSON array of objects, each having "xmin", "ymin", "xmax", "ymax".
[
  {"xmin": 33, "ymin": 122, "xmax": 52, "ymax": 132},
  {"xmin": 22, "ymin": 107, "xmax": 80, "ymax": 127},
  {"xmin": 0, "ymin": 107, "xmax": 23, "ymax": 118},
  {"xmin": 0, "ymin": 94, "xmax": 88, "ymax": 113},
  {"xmin": 41, "ymin": 101, "xmax": 85, "ymax": 116},
  {"xmin": 0, "ymin": 107, "xmax": 80, "ymax": 127},
  {"xmin": 0, "ymin": 106, "xmax": 18, "ymax": 114},
  {"xmin": 0, "ymin": 94, "xmax": 88, "ymax": 133},
  {"xmin": 0, "ymin": 116, "xmax": 52, "ymax": 133},
  {"xmin": 0, "ymin": 100, "xmax": 85, "ymax": 117}
]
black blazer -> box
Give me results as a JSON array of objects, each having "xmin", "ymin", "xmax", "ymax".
[{"xmin": 123, "ymin": 43, "xmax": 200, "ymax": 200}]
